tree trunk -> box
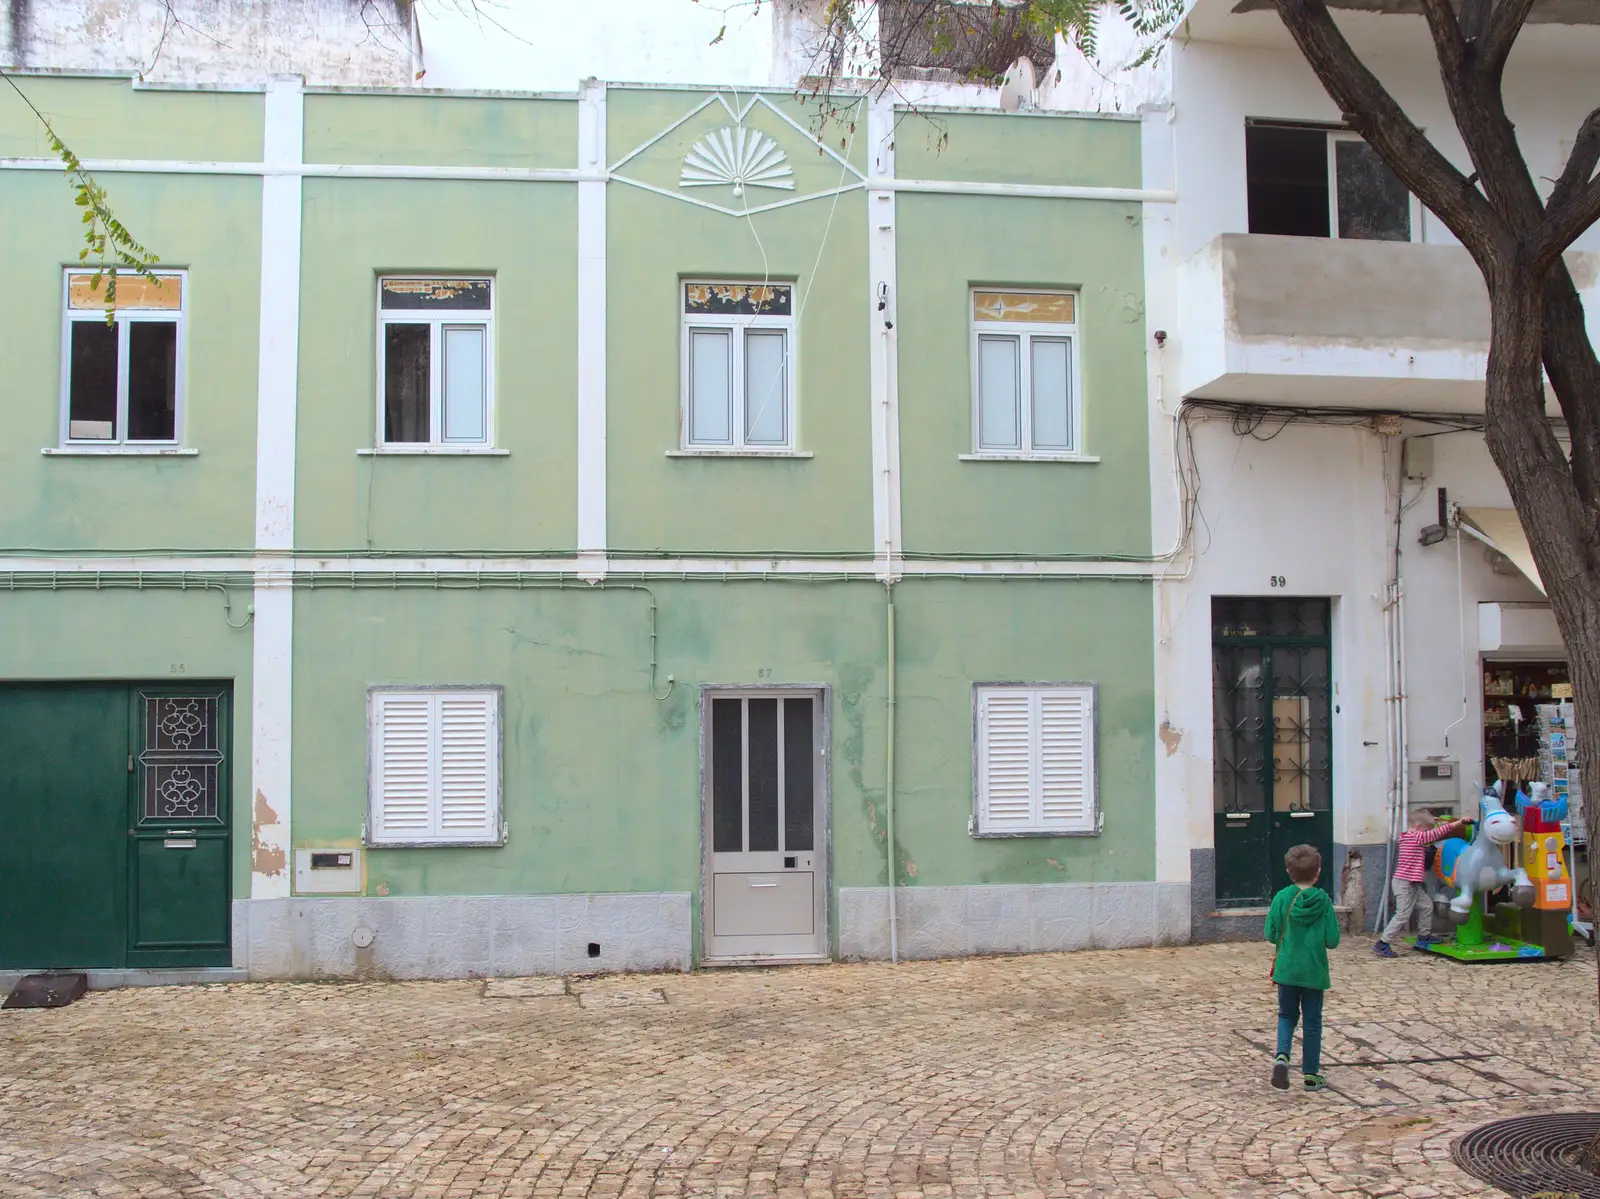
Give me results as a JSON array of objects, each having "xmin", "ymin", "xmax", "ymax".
[{"xmin": 1478, "ymin": 270, "xmax": 1600, "ymax": 1019}]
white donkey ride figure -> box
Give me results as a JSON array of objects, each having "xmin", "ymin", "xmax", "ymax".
[{"xmin": 1433, "ymin": 786, "xmax": 1535, "ymax": 925}]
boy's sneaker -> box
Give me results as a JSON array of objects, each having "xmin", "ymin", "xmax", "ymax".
[
  {"xmin": 1271, "ymin": 1055, "xmax": 1289, "ymax": 1090},
  {"xmin": 1372, "ymin": 940, "xmax": 1398, "ymax": 958},
  {"xmin": 1414, "ymin": 936, "xmax": 1440, "ymax": 950},
  {"xmin": 1303, "ymin": 1073, "xmax": 1329, "ymax": 1091}
]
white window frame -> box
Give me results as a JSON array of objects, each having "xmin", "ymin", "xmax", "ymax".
[
  {"xmin": 1327, "ymin": 132, "xmax": 1424, "ymax": 244},
  {"xmin": 680, "ymin": 280, "xmax": 797, "ymax": 453},
  {"xmin": 968, "ymin": 289, "xmax": 1084, "ymax": 460},
  {"xmin": 58, "ymin": 268, "xmax": 188, "ymax": 448},
  {"xmin": 375, "ymin": 275, "xmax": 495, "ymax": 449},
  {"xmin": 366, "ymin": 685, "xmax": 505, "ymax": 847},
  {"xmin": 972, "ymin": 683, "xmax": 1100, "ymax": 837}
]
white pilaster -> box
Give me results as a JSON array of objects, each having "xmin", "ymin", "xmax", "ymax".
[
  {"xmin": 867, "ymin": 94, "xmax": 902, "ymax": 576},
  {"xmin": 577, "ymin": 79, "xmax": 608, "ymax": 578},
  {"xmin": 250, "ymin": 76, "xmax": 303, "ymax": 900},
  {"xmin": 1142, "ymin": 106, "xmax": 1190, "ymax": 894}
]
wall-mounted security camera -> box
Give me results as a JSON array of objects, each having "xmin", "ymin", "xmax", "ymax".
[
  {"xmin": 1153, "ymin": 330, "xmax": 1168, "ymax": 347},
  {"xmin": 1419, "ymin": 524, "xmax": 1447, "ymax": 546}
]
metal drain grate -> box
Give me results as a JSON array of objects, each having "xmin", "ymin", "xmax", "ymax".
[{"xmin": 1451, "ymin": 1112, "xmax": 1600, "ymax": 1199}]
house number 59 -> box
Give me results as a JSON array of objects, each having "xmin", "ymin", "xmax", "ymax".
[{"xmin": 1270, "ymin": 576, "xmax": 1287, "ymax": 588}]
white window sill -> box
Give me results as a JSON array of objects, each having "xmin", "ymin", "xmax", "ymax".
[
  {"xmin": 666, "ymin": 449, "xmax": 814, "ymax": 459},
  {"xmin": 43, "ymin": 446, "xmax": 197, "ymax": 457},
  {"xmin": 959, "ymin": 452, "xmax": 1099, "ymax": 464},
  {"xmin": 357, "ymin": 446, "xmax": 510, "ymax": 456}
]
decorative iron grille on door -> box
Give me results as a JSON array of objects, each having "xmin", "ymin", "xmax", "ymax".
[
  {"xmin": 1212, "ymin": 598, "xmax": 1333, "ymax": 906},
  {"xmin": 139, "ymin": 693, "xmax": 225, "ymax": 822}
]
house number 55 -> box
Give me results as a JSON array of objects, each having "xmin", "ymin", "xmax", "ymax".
[{"xmin": 1270, "ymin": 576, "xmax": 1287, "ymax": 588}]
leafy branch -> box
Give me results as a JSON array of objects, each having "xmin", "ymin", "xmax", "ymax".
[{"xmin": 1, "ymin": 69, "xmax": 161, "ymax": 323}]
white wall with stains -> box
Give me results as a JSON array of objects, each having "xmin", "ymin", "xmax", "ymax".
[{"xmin": 1, "ymin": 0, "xmax": 416, "ymax": 86}]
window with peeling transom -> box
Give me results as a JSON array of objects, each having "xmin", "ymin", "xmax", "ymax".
[
  {"xmin": 970, "ymin": 289, "xmax": 1081, "ymax": 458},
  {"xmin": 681, "ymin": 281, "xmax": 796, "ymax": 452},
  {"xmin": 60, "ymin": 270, "xmax": 186, "ymax": 447},
  {"xmin": 377, "ymin": 276, "xmax": 494, "ymax": 447}
]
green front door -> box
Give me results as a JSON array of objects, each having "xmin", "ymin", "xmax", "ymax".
[
  {"xmin": 0, "ymin": 686, "xmax": 131, "ymax": 968},
  {"xmin": 1212, "ymin": 599, "xmax": 1334, "ymax": 907},
  {"xmin": 128, "ymin": 689, "xmax": 232, "ymax": 967},
  {"xmin": 0, "ymin": 684, "xmax": 231, "ymax": 971}
]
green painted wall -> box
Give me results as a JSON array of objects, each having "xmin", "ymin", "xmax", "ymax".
[
  {"xmin": 605, "ymin": 90, "xmax": 874, "ymax": 555},
  {"xmin": 294, "ymin": 177, "xmax": 579, "ymax": 551},
  {"xmin": 303, "ymin": 94, "xmax": 577, "ymax": 168},
  {"xmin": 0, "ymin": 76, "xmax": 263, "ymax": 161},
  {"xmin": 894, "ymin": 110, "xmax": 1141, "ymax": 188},
  {"xmin": 0, "ymin": 588, "xmax": 256, "ymax": 897},
  {"xmin": 896, "ymin": 191, "xmax": 1151, "ymax": 557},
  {"xmin": 0, "ymin": 169, "xmax": 262, "ymax": 551},
  {"xmin": 289, "ymin": 579, "xmax": 1153, "ymax": 906}
]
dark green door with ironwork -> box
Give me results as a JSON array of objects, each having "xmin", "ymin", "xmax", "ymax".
[
  {"xmin": 1212, "ymin": 598, "xmax": 1333, "ymax": 907},
  {"xmin": 0, "ymin": 684, "xmax": 231, "ymax": 970},
  {"xmin": 129, "ymin": 689, "xmax": 232, "ymax": 967}
]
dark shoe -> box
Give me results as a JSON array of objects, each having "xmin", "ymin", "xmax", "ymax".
[
  {"xmin": 1304, "ymin": 1073, "xmax": 1329, "ymax": 1091},
  {"xmin": 1414, "ymin": 936, "xmax": 1439, "ymax": 950},
  {"xmin": 1373, "ymin": 941, "xmax": 1398, "ymax": 958},
  {"xmin": 1271, "ymin": 1055, "xmax": 1289, "ymax": 1090}
]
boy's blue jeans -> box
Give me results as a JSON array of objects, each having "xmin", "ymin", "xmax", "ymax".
[{"xmin": 1276, "ymin": 984, "xmax": 1324, "ymax": 1075}]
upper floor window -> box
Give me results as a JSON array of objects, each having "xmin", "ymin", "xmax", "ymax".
[
  {"xmin": 61, "ymin": 270, "xmax": 185, "ymax": 446},
  {"xmin": 682, "ymin": 281, "xmax": 795, "ymax": 451},
  {"xmin": 1246, "ymin": 122, "xmax": 1416, "ymax": 242},
  {"xmin": 971, "ymin": 290, "xmax": 1080, "ymax": 458},
  {"xmin": 378, "ymin": 276, "xmax": 493, "ymax": 446}
]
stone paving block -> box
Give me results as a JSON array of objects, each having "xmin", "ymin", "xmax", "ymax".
[
  {"xmin": 574, "ymin": 987, "xmax": 666, "ymax": 1009},
  {"xmin": 483, "ymin": 977, "xmax": 570, "ymax": 999}
]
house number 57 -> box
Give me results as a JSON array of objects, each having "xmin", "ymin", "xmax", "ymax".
[{"xmin": 1270, "ymin": 576, "xmax": 1287, "ymax": 588}]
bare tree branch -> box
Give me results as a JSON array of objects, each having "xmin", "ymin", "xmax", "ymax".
[
  {"xmin": 1415, "ymin": 0, "xmax": 1468, "ymax": 76},
  {"xmin": 1479, "ymin": 0, "xmax": 1538, "ymax": 78},
  {"xmin": 1548, "ymin": 106, "xmax": 1600, "ymax": 213},
  {"xmin": 1527, "ymin": 175, "xmax": 1600, "ymax": 269},
  {"xmin": 1269, "ymin": 0, "xmax": 1506, "ymax": 256}
]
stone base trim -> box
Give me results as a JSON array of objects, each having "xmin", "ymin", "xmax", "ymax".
[
  {"xmin": 234, "ymin": 893, "xmax": 692, "ymax": 980},
  {"xmin": 838, "ymin": 882, "xmax": 1190, "ymax": 961},
  {"xmin": 0, "ymin": 968, "xmax": 247, "ymax": 992}
]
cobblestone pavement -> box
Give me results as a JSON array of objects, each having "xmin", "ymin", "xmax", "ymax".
[{"xmin": 1, "ymin": 939, "xmax": 1596, "ymax": 1199}]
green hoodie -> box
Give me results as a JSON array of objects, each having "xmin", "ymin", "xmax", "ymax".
[{"xmin": 1264, "ymin": 884, "xmax": 1341, "ymax": 990}]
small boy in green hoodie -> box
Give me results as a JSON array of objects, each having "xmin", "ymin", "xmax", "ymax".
[{"xmin": 1265, "ymin": 844, "xmax": 1341, "ymax": 1092}]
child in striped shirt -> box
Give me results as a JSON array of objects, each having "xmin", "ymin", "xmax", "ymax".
[{"xmin": 1374, "ymin": 811, "xmax": 1469, "ymax": 957}]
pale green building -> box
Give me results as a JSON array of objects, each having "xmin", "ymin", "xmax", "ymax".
[{"xmin": 0, "ymin": 69, "xmax": 1175, "ymax": 980}]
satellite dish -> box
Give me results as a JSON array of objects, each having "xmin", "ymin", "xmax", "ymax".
[{"xmin": 998, "ymin": 56, "xmax": 1037, "ymax": 112}]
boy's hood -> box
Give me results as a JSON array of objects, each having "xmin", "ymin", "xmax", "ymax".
[{"xmin": 1288, "ymin": 886, "xmax": 1333, "ymax": 924}]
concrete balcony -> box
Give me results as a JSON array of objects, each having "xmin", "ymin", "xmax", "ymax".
[{"xmin": 1175, "ymin": 233, "xmax": 1600, "ymax": 412}]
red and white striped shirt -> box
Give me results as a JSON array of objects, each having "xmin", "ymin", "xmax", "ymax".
[{"xmin": 1393, "ymin": 822, "xmax": 1464, "ymax": 882}]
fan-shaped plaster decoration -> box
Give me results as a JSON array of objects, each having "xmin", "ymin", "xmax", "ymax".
[{"xmin": 680, "ymin": 126, "xmax": 795, "ymax": 196}]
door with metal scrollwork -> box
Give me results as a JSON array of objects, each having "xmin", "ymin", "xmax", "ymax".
[
  {"xmin": 1212, "ymin": 599, "xmax": 1333, "ymax": 907},
  {"xmin": 128, "ymin": 688, "xmax": 232, "ymax": 966}
]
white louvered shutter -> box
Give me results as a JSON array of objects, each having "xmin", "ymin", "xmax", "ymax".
[
  {"xmin": 1038, "ymin": 688, "xmax": 1094, "ymax": 832},
  {"xmin": 371, "ymin": 689, "xmax": 501, "ymax": 843},
  {"xmin": 979, "ymin": 689, "xmax": 1035, "ymax": 831},
  {"xmin": 438, "ymin": 692, "xmax": 498, "ymax": 839},
  {"xmin": 373, "ymin": 693, "xmax": 433, "ymax": 841}
]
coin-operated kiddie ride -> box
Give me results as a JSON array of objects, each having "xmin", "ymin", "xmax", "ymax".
[{"xmin": 1419, "ymin": 783, "xmax": 1575, "ymax": 962}]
